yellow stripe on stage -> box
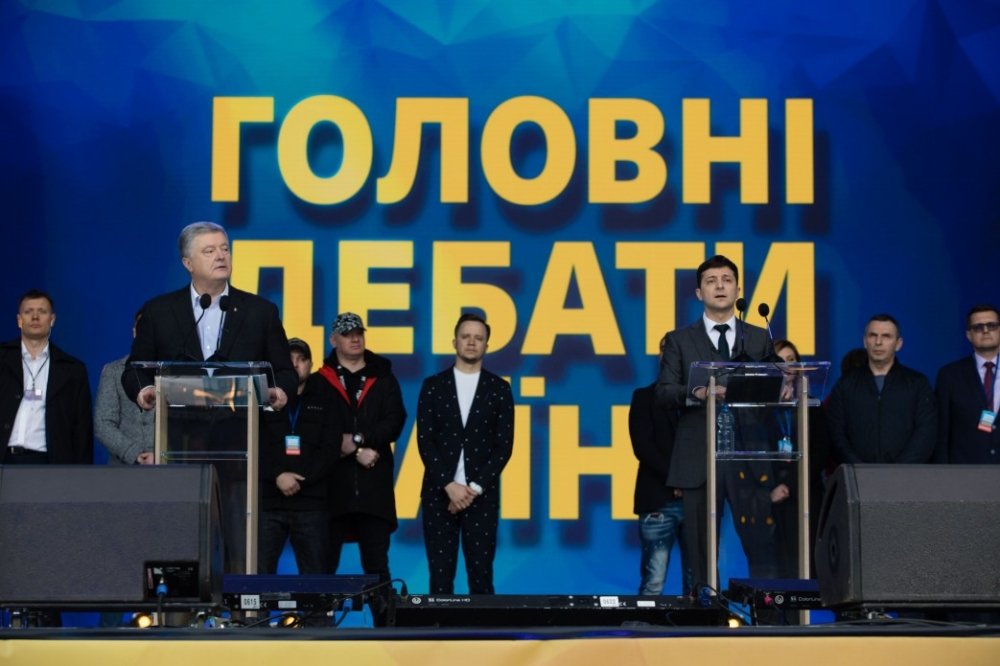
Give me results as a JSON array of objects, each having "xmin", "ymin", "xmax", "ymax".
[{"xmin": 3, "ymin": 637, "xmax": 1000, "ymax": 666}]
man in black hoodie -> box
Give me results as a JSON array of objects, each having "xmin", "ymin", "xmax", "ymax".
[
  {"xmin": 316, "ymin": 313, "xmax": 406, "ymax": 586},
  {"xmin": 827, "ymin": 314, "xmax": 936, "ymax": 464},
  {"xmin": 258, "ymin": 338, "xmax": 340, "ymax": 574}
]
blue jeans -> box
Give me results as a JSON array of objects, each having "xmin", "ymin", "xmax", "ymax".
[{"xmin": 638, "ymin": 500, "xmax": 687, "ymax": 595}]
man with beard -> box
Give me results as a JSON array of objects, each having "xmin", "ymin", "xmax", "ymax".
[{"xmin": 316, "ymin": 313, "xmax": 406, "ymax": 588}]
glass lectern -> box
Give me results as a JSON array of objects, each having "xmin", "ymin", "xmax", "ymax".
[
  {"xmin": 131, "ymin": 361, "xmax": 272, "ymax": 575},
  {"xmin": 689, "ymin": 361, "xmax": 830, "ymax": 599}
]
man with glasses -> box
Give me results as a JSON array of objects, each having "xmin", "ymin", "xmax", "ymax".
[{"xmin": 934, "ymin": 305, "xmax": 1000, "ymax": 464}]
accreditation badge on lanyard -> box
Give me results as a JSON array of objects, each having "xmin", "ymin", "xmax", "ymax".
[
  {"xmin": 978, "ymin": 410, "xmax": 996, "ymax": 433},
  {"xmin": 24, "ymin": 387, "xmax": 44, "ymax": 401},
  {"xmin": 286, "ymin": 403, "xmax": 302, "ymax": 454}
]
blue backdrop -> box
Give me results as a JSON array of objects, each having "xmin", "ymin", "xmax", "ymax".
[{"xmin": 2, "ymin": 0, "xmax": 998, "ymax": 595}]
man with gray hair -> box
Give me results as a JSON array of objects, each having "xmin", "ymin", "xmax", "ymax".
[
  {"xmin": 122, "ymin": 221, "xmax": 296, "ymax": 406},
  {"xmin": 121, "ymin": 222, "xmax": 297, "ymax": 576}
]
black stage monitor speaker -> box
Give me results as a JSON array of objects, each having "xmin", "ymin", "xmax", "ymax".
[
  {"xmin": 0, "ymin": 465, "xmax": 223, "ymax": 608},
  {"xmin": 815, "ymin": 464, "xmax": 1000, "ymax": 608}
]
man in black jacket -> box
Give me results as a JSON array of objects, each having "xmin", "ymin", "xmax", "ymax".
[
  {"xmin": 630, "ymin": 333, "xmax": 690, "ymax": 595},
  {"xmin": 827, "ymin": 314, "xmax": 936, "ymax": 464},
  {"xmin": 2, "ymin": 289, "xmax": 92, "ymax": 465},
  {"xmin": 315, "ymin": 313, "xmax": 406, "ymax": 586},
  {"xmin": 258, "ymin": 338, "xmax": 340, "ymax": 574}
]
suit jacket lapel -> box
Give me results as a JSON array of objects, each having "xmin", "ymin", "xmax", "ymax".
[
  {"xmin": 216, "ymin": 287, "xmax": 246, "ymax": 361},
  {"xmin": 2, "ymin": 345, "xmax": 24, "ymax": 394},
  {"xmin": 45, "ymin": 344, "xmax": 70, "ymax": 397},
  {"xmin": 442, "ymin": 369, "xmax": 466, "ymax": 433},
  {"xmin": 464, "ymin": 373, "xmax": 489, "ymax": 433},
  {"xmin": 170, "ymin": 288, "xmax": 204, "ymax": 361},
  {"xmin": 690, "ymin": 320, "xmax": 718, "ymax": 360}
]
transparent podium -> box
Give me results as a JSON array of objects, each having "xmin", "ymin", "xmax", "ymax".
[
  {"xmin": 690, "ymin": 361, "xmax": 830, "ymax": 600},
  {"xmin": 132, "ymin": 361, "xmax": 273, "ymax": 575}
]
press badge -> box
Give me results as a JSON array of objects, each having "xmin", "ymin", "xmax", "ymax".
[
  {"xmin": 978, "ymin": 410, "xmax": 996, "ymax": 433},
  {"xmin": 285, "ymin": 435, "xmax": 301, "ymax": 456},
  {"xmin": 24, "ymin": 388, "xmax": 43, "ymax": 401}
]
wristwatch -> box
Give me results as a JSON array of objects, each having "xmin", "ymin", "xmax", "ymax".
[{"xmin": 352, "ymin": 432, "xmax": 364, "ymax": 446}]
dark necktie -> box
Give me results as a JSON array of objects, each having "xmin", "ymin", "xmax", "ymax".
[
  {"xmin": 714, "ymin": 323, "xmax": 731, "ymax": 360},
  {"xmin": 985, "ymin": 361, "xmax": 996, "ymax": 410}
]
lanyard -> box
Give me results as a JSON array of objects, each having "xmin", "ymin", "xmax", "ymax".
[
  {"xmin": 287, "ymin": 401, "xmax": 302, "ymax": 433},
  {"xmin": 778, "ymin": 408, "xmax": 793, "ymax": 438},
  {"xmin": 23, "ymin": 355, "xmax": 50, "ymax": 391}
]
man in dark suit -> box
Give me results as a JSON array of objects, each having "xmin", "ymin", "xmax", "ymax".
[
  {"xmin": 655, "ymin": 255, "xmax": 773, "ymax": 592},
  {"xmin": 121, "ymin": 221, "xmax": 296, "ymax": 408},
  {"xmin": 417, "ymin": 313, "xmax": 514, "ymax": 594},
  {"xmin": 935, "ymin": 304, "xmax": 1000, "ymax": 464},
  {"xmin": 2, "ymin": 289, "xmax": 92, "ymax": 465},
  {"xmin": 121, "ymin": 222, "xmax": 296, "ymax": 575}
]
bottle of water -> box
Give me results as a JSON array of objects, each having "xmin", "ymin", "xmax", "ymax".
[{"xmin": 716, "ymin": 403, "xmax": 735, "ymax": 454}]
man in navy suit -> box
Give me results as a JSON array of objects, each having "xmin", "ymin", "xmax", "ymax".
[
  {"xmin": 655, "ymin": 255, "xmax": 775, "ymax": 592},
  {"xmin": 417, "ymin": 313, "xmax": 514, "ymax": 594},
  {"xmin": 935, "ymin": 304, "xmax": 1000, "ymax": 464}
]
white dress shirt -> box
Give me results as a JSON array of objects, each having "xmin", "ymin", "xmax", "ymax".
[
  {"xmin": 8, "ymin": 341, "xmax": 51, "ymax": 452},
  {"xmin": 703, "ymin": 313, "xmax": 737, "ymax": 355},
  {"xmin": 452, "ymin": 367, "xmax": 481, "ymax": 485},
  {"xmin": 975, "ymin": 353, "xmax": 1000, "ymax": 413},
  {"xmin": 191, "ymin": 283, "xmax": 229, "ymax": 359}
]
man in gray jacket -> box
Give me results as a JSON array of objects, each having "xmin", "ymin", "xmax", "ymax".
[{"xmin": 96, "ymin": 310, "xmax": 154, "ymax": 464}]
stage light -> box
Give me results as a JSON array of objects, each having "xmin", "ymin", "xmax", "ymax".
[
  {"xmin": 130, "ymin": 612, "xmax": 154, "ymax": 629},
  {"xmin": 278, "ymin": 613, "xmax": 301, "ymax": 628}
]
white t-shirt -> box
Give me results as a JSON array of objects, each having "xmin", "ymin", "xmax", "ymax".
[{"xmin": 452, "ymin": 367, "xmax": 481, "ymax": 484}]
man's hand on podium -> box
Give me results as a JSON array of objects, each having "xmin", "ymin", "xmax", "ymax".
[{"xmin": 137, "ymin": 386, "xmax": 156, "ymax": 411}]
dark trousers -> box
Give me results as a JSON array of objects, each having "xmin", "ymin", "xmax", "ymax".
[
  {"xmin": 329, "ymin": 513, "xmax": 393, "ymax": 582},
  {"xmin": 421, "ymin": 493, "xmax": 499, "ymax": 594},
  {"xmin": 681, "ymin": 474, "xmax": 780, "ymax": 593},
  {"xmin": 258, "ymin": 508, "xmax": 331, "ymax": 574}
]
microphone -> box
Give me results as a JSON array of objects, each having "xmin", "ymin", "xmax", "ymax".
[
  {"xmin": 733, "ymin": 298, "xmax": 750, "ymax": 361},
  {"xmin": 177, "ymin": 293, "xmax": 213, "ymax": 361},
  {"xmin": 207, "ymin": 294, "xmax": 233, "ymax": 362},
  {"xmin": 757, "ymin": 302, "xmax": 779, "ymax": 360}
]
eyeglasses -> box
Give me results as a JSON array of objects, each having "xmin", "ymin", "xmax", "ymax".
[{"xmin": 969, "ymin": 322, "xmax": 1000, "ymax": 333}]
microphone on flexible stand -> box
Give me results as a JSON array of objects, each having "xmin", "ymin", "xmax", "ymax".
[
  {"xmin": 757, "ymin": 302, "xmax": 782, "ymax": 361},
  {"xmin": 207, "ymin": 295, "xmax": 231, "ymax": 363},
  {"xmin": 733, "ymin": 298, "xmax": 750, "ymax": 361}
]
